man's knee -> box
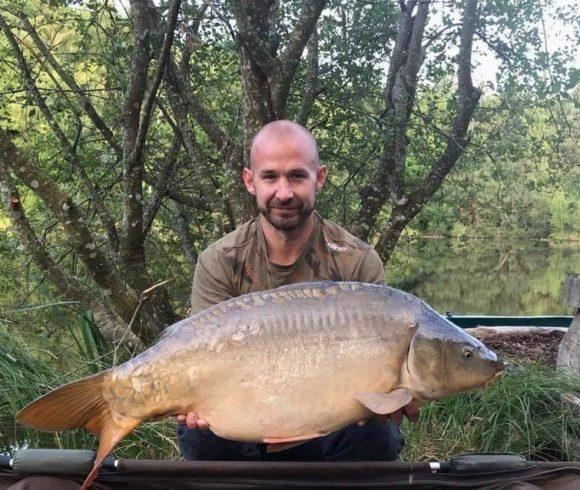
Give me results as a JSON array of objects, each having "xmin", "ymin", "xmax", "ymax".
[
  {"xmin": 177, "ymin": 426, "xmax": 261, "ymax": 461},
  {"xmin": 321, "ymin": 419, "xmax": 405, "ymax": 461}
]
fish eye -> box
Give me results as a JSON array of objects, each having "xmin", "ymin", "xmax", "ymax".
[{"xmin": 463, "ymin": 347, "xmax": 474, "ymax": 359}]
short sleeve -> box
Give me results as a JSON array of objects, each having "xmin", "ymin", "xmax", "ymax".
[
  {"xmin": 190, "ymin": 247, "xmax": 236, "ymax": 313},
  {"xmin": 353, "ymin": 248, "xmax": 385, "ymax": 285}
]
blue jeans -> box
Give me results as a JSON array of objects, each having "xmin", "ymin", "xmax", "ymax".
[{"xmin": 177, "ymin": 419, "xmax": 404, "ymax": 462}]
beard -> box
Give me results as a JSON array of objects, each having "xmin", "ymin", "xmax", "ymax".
[{"xmin": 258, "ymin": 197, "xmax": 314, "ymax": 232}]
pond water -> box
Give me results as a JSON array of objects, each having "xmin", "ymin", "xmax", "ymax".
[{"xmin": 387, "ymin": 238, "xmax": 580, "ymax": 316}]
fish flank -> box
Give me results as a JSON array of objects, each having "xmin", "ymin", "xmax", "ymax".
[
  {"xmin": 288, "ymin": 307, "xmax": 296, "ymax": 331},
  {"xmin": 333, "ymin": 307, "xmax": 343, "ymax": 328},
  {"xmin": 321, "ymin": 309, "xmax": 330, "ymax": 331}
]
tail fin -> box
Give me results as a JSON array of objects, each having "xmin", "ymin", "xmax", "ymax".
[
  {"xmin": 16, "ymin": 372, "xmax": 110, "ymax": 434},
  {"xmin": 17, "ymin": 371, "xmax": 141, "ymax": 489},
  {"xmin": 81, "ymin": 417, "xmax": 139, "ymax": 490}
]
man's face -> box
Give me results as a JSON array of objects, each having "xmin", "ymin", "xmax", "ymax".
[{"xmin": 243, "ymin": 134, "xmax": 327, "ymax": 232}]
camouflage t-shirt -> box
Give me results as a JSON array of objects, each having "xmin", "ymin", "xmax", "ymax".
[{"xmin": 190, "ymin": 212, "xmax": 385, "ymax": 313}]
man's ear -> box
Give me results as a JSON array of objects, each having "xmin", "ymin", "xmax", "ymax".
[
  {"xmin": 316, "ymin": 165, "xmax": 328, "ymax": 192},
  {"xmin": 242, "ymin": 167, "xmax": 255, "ymax": 195}
]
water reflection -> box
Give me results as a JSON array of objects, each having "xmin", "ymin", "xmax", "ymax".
[{"xmin": 388, "ymin": 238, "xmax": 579, "ymax": 315}]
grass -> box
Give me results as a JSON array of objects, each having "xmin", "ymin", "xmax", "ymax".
[
  {"xmin": 0, "ymin": 327, "xmax": 96, "ymax": 452},
  {"xmin": 1, "ymin": 324, "xmax": 578, "ymax": 462},
  {"xmin": 0, "ymin": 323, "xmax": 177, "ymax": 458},
  {"xmin": 401, "ymin": 363, "xmax": 580, "ymax": 461}
]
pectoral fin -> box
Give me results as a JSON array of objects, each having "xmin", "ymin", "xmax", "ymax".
[
  {"xmin": 355, "ymin": 388, "xmax": 413, "ymax": 415},
  {"xmin": 263, "ymin": 432, "xmax": 323, "ymax": 444},
  {"xmin": 263, "ymin": 432, "xmax": 323, "ymax": 453},
  {"xmin": 266, "ymin": 441, "xmax": 309, "ymax": 453}
]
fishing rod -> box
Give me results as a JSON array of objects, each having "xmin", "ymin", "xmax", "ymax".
[{"xmin": 1, "ymin": 450, "xmax": 579, "ymax": 488}]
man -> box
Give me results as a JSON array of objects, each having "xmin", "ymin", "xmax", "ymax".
[{"xmin": 177, "ymin": 120, "xmax": 418, "ymax": 462}]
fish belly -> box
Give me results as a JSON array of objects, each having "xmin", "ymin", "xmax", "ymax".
[{"xmin": 192, "ymin": 336, "xmax": 402, "ymax": 442}]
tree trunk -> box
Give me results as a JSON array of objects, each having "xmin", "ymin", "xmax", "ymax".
[
  {"xmin": 558, "ymin": 274, "xmax": 580, "ymax": 376},
  {"xmin": 350, "ymin": 0, "xmax": 426, "ymax": 241},
  {"xmin": 350, "ymin": 0, "xmax": 481, "ymax": 265}
]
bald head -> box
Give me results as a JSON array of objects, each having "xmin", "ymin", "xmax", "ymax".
[
  {"xmin": 242, "ymin": 120, "xmax": 327, "ymax": 233},
  {"xmin": 250, "ymin": 120, "xmax": 319, "ymax": 169}
]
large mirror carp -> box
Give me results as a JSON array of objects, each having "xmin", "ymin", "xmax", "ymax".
[{"xmin": 17, "ymin": 281, "xmax": 504, "ymax": 489}]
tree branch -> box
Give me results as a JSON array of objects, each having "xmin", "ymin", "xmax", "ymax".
[
  {"xmin": 180, "ymin": 3, "xmax": 208, "ymax": 71},
  {"xmin": 148, "ymin": 2, "xmax": 239, "ymax": 194},
  {"xmin": 174, "ymin": 200, "xmax": 198, "ymax": 267},
  {"xmin": 133, "ymin": 0, "xmax": 181, "ymax": 164},
  {"xmin": 143, "ymin": 171, "xmax": 210, "ymax": 210},
  {"xmin": 233, "ymin": 0, "xmax": 279, "ymax": 77},
  {"xmin": 381, "ymin": 0, "xmax": 418, "ymax": 117},
  {"xmin": 145, "ymin": 3, "xmax": 235, "ymax": 225},
  {"xmin": 298, "ymin": 27, "xmax": 321, "ymax": 126},
  {"xmin": 0, "ymin": 161, "xmax": 90, "ymax": 305},
  {"xmin": 180, "ymin": 73, "xmax": 230, "ymax": 151},
  {"xmin": 351, "ymin": 0, "xmax": 427, "ymax": 240},
  {"xmin": 375, "ymin": 0, "xmax": 481, "ymax": 262},
  {"xmin": 161, "ymin": 65, "xmax": 225, "ymax": 208},
  {"xmin": 120, "ymin": 0, "xmax": 153, "ymax": 273},
  {"xmin": 0, "ymin": 129, "xmax": 143, "ymax": 334},
  {"xmin": 0, "ymin": 13, "xmax": 119, "ymax": 255},
  {"xmin": 392, "ymin": 0, "xmax": 428, "ymax": 194},
  {"xmin": 115, "ymin": 1, "xmax": 181, "ymax": 337},
  {"xmin": 142, "ymin": 2, "xmax": 229, "ymax": 154},
  {"xmin": 408, "ymin": 0, "xmax": 480, "ymax": 206},
  {"xmin": 272, "ymin": 0, "xmax": 326, "ymax": 116},
  {"xmin": 155, "ymin": 100, "xmax": 216, "ymax": 213},
  {"xmin": 143, "ymin": 135, "xmax": 181, "ymax": 237},
  {"xmin": 16, "ymin": 13, "xmax": 122, "ymax": 159},
  {"xmin": 0, "ymin": 159, "xmax": 129, "ymax": 342}
]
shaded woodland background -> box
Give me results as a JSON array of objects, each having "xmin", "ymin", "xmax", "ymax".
[{"xmin": 0, "ymin": 0, "xmax": 578, "ymax": 347}]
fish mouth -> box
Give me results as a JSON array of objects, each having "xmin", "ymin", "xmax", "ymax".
[
  {"xmin": 485, "ymin": 370, "xmax": 504, "ymax": 387},
  {"xmin": 496, "ymin": 356, "xmax": 506, "ymax": 373},
  {"xmin": 485, "ymin": 359, "xmax": 506, "ymax": 387}
]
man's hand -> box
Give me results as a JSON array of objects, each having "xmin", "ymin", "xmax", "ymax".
[
  {"xmin": 176, "ymin": 412, "xmax": 210, "ymax": 430},
  {"xmin": 358, "ymin": 401, "xmax": 420, "ymax": 426}
]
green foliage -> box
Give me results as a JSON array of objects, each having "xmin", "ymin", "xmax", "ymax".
[
  {"xmin": 77, "ymin": 311, "xmax": 110, "ymax": 374},
  {"xmin": 413, "ymin": 90, "xmax": 579, "ymax": 239},
  {"xmin": 0, "ymin": 0, "xmax": 576, "ymax": 300}
]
